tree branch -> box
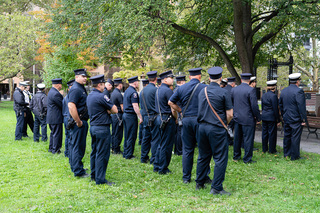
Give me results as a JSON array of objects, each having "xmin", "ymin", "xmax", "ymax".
[
  {"xmin": 295, "ymin": 64, "xmax": 313, "ymax": 79},
  {"xmin": 170, "ymin": 22, "xmax": 240, "ymax": 82},
  {"xmin": 252, "ymin": 23, "xmax": 287, "ymax": 62},
  {"xmin": 0, "ymin": 64, "xmax": 35, "ymax": 83}
]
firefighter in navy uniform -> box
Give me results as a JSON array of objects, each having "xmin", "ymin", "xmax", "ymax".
[
  {"xmin": 279, "ymin": 73, "xmax": 307, "ymax": 160},
  {"xmin": 261, "ymin": 80, "xmax": 280, "ymax": 154},
  {"xmin": 140, "ymin": 72, "xmax": 160, "ymax": 164},
  {"xmin": 47, "ymin": 78, "xmax": 63, "ymax": 154},
  {"xmin": 62, "ymin": 79, "xmax": 75, "ymax": 157},
  {"xmin": 13, "ymin": 82, "xmax": 29, "ymax": 140},
  {"xmin": 231, "ymin": 73, "xmax": 261, "ymax": 164},
  {"xmin": 110, "ymin": 78, "xmax": 124, "ymax": 154},
  {"xmin": 173, "ymin": 75, "xmax": 186, "ymax": 156},
  {"xmin": 30, "ymin": 83, "xmax": 47, "ymax": 142},
  {"xmin": 68, "ymin": 69, "xmax": 90, "ymax": 178},
  {"xmin": 87, "ymin": 74, "xmax": 118, "ymax": 185},
  {"xmin": 138, "ymin": 79, "xmax": 149, "ymax": 146},
  {"xmin": 154, "ymin": 70, "xmax": 177, "ymax": 174},
  {"xmin": 169, "ymin": 68, "xmax": 211, "ymax": 184},
  {"xmin": 122, "ymin": 76, "xmax": 143, "ymax": 159},
  {"xmin": 196, "ymin": 66, "xmax": 233, "ymax": 196}
]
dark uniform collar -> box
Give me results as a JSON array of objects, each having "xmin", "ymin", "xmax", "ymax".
[
  {"xmin": 190, "ymin": 78, "xmax": 200, "ymax": 83},
  {"xmin": 149, "ymin": 82, "xmax": 156, "ymax": 87},
  {"xmin": 210, "ymin": 82, "xmax": 220, "ymax": 87},
  {"xmin": 114, "ymin": 88, "xmax": 121, "ymax": 92},
  {"xmin": 289, "ymin": 84, "xmax": 298, "ymax": 88},
  {"xmin": 129, "ymin": 85, "xmax": 137, "ymax": 91},
  {"xmin": 161, "ymin": 83, "xmax": 170, "ymax": 88},
  {"xmin": 93, "ymin": 88, "xmax": 102, "ymax": 93}
]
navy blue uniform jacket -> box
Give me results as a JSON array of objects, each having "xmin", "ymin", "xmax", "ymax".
[
  {"xmin": 47, "ymin": 87, "xmax": 63, "ymax": 124},
  {"xmin": 279, "ymin": 84, "xmax": 307, "ymax": 123},
  {"xmin": 110, "ymin": 88, "xmax": 123, "ymax": 114},
  {"xmin": 231, "ymin": 83, "xmax": 261, "ymax": 125},
  {"xmin": 261, "ymin": 90, "xmax": 280, "ymax": 122},
  {"xmin": 169, "ymin": 79, "xmax": 207, "ymax": 116},
  {"xmin": 198, "ymin": 82, "xmax": 233, "ymax": 127},
  {"xmin": 87, "ymin": 88, "xmax": 114, "ymax": 126},
  {"xmin": 123, "ymin": 86, "xmax": 139, "ymax": 113}
]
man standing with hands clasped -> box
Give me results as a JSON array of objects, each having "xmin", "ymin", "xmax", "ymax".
[
  {"xmin": 279, "ymin": 73, "xmax": 307, "ymax": 161},
  {"xmin": 47, "ymin": 78, "xmax": 63, "ymax": 154},
  {"xmin": 68, "ymin": 69, "xmax": 90, "ymax": 178},
  {"xmin": 231, "ymin": 73, "xmax": 261, "ymax": 164}
]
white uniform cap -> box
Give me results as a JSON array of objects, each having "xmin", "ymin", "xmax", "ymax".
[
  {"xmin": 20, "ymin": 81, "xmax": 29, "ymax": 86},
  {"xmin": 266, "ymin": 80, "xmax": 277, "ymax": 86},
  {"xmin": 250, "ymin": 76, "xmax": 256, "ymax": 81},
  {"xmin": 289, "ymin": 73, "xmax": 301, "ymax": 80},
  {"xmin": 221, "ymin": 79, "xmax": 227, "ymax": 83},
  {"xmin": 37, "ymin": 83, "xmax": 46, "ymax": 89}
]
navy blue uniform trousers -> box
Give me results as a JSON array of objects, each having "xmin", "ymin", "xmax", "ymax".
[
  {"xmin": 174, "ymin": 124, "xmax": 182, "ymax": 155},
  {"xmin": 154, "ymin": 114, "xmax": 176, "ymax": 173},
  {"xmin": 123, "ymin": 113, "xmax": 138, "ymax": 159},
  {"xmin": 182, "ymin": 117, "xmax": 210, "ymax": 181},
  {"xmin": 63, "ymin": 116, "xmax": 71, "ymax": 157},
  {"xmin": 283, "ymin": 122, "xmax": 303, "ymax": 160},
  {"xmin": 22, "ymin": 108, "xmax": 34, "ymax": 136},
  {"xmin": 196, "ymin": 123, "xmax": 228, "ymax": 191},
  {"xmin": 262, "ymin": 121, "xmax": 277, "ymax": 153},
  {"xmin": 49, "ymin": 124, "xmax": 63, "ymax": 153},
  {"xmin": 140, "ymin": 115, "xmax": 152, "ymax": 163},
  {"xmin": 90, "ymin": 125, "xmax": 111, "ymax": 184},
  {"xmin": 138, "ymin": 123, "xmax": 143, "ymax": 145},
  {"xmin": 233, "ymin": 122, "xmax": 255, "ymax": 163},
  {"xmin": 34, "ymin": 115, "xmax": 47, "ymax": 142},
  {"xmin": 69, "ymin": 120, "xmax": 88, "ymax": 176},
  {"xmin": 141, "ymin": 115, "xmax": 161, "ymax": 164},
  {"xmin": 111, "ymin": 113, "xmax": 123, "ymax": 153},
  {"xmin": 15, "ymin": 111, "xmax": 24, "ymax": 140}
]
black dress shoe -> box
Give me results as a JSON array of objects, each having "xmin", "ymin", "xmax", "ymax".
[
  {"xmin": 253, "ymin": 148, "xmax": 259, "ymax": 151},
  {"xmin": 244, "ymin": 160, "xmax": 256, "ymax": 164},
  {"xmin": 204, "ymin": 177, "xmax": 212, "ymax": 184},
  {"xmin": 195, "ymin": 183, "xmax": 206, "ymax": 190},
  {"xmin": 91, "ymin": 178, "xmax": 95, "ymax": 182},
  {"xmin": 34, "ymin": 140, "xmax": 39, "ymax": 142},
  {"xmin": 159, "ymin": 169, "xmax": 172, "ymax": 175},
  {"xmin": 183, "ymin": 180, "xmax": 191, "ymax": 184},
  {"xmin": 78, "ymin": 173, "xmax": 90, "ymax": 178},
  {"xmin": 210, "ymin": 188, "xmax": 231, "ymax": 196},
  {"xmin": 127, "ymin": 155, "xmax": 136, "ymax": 159},
  {"xmin": 104, "ymin": 180, "xmax": 115, "ymax": 186}
]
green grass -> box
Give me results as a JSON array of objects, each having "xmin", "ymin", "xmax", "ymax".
[{"xmin": 1, "ymin": 101, "xmax": 320, "ymax": 212}]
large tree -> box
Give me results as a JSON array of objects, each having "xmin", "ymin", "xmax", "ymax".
[{"xmin": 47, "ymin": 0, "xmax": 320, "ymax": 83}]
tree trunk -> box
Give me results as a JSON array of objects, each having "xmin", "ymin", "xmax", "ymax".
[
  {"xmin": 233, "ymin": 0, "xmax": 253, "ymax": 74},
  {"xmin": 9, "ymin": 78, "xmax": 14, "ymax": 101}
]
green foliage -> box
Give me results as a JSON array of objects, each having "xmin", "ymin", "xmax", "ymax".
[
  {"xmin": 1, "ymin": 101, "xmax": 320, "ymax": 212},
  {"xmin": 41, "ymin": 46, "xmax": 87, "ymax": 88},
  {"xmin": 0, "ymin": 13, "xmax": 38, "ymax": 80}
]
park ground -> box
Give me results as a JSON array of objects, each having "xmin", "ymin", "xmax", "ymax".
[{"xmin": 0, "ymin": 101, "xmax": 320, "ymax": 212}]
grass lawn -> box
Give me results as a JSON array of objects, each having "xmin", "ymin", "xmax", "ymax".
[{"xmin": 1, "ymin": 100, "xmax": 320, "ymax": 212}]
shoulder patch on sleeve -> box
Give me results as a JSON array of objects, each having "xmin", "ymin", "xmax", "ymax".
[
  {"xmin": 133, "ymin": 93, "xmax": 137, "ymax": 98},
  {"xmin": 104, "ymin": 95, "xmax": 110, "ymax": 102}
]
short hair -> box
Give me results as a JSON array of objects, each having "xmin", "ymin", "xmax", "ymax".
[
  {"xmin": 149, "ymin": 77, "xmax": 156, "ymax": 82},
  {"xmin": 92, "ymin": 83, "xmax": 99, "ymax": 88},
  {"xmin": 267, "ymin": 86, "xmax": 276, "ymax": 90}
]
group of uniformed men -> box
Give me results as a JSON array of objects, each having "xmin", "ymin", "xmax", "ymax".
[{"xmin": 13, "ymin": 66, "xmax": 307, "ymax": 195}]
